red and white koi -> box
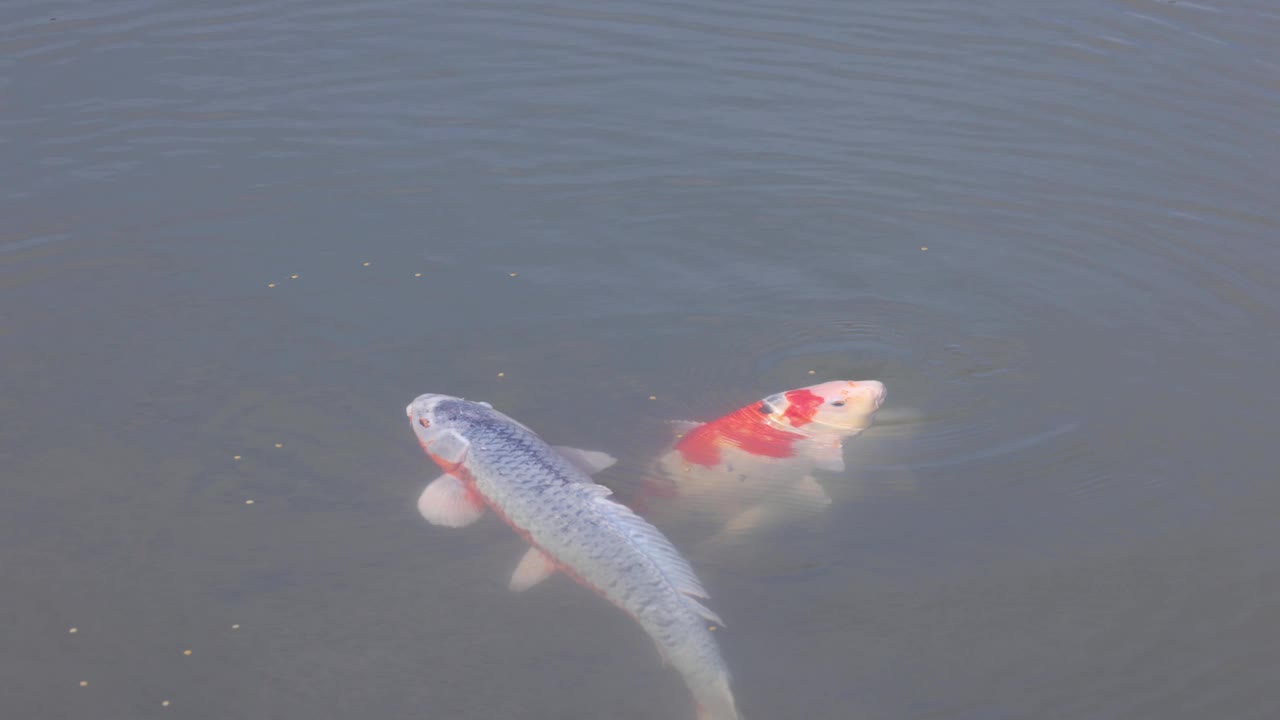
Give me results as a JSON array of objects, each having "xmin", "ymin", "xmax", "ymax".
[
  {"xmin": 641, "ymin": 380, "xmax": 886, "ymax": 539},
  {"xmin": 407, "ymin": 394, "xmax": 739, "ymax": 720}
]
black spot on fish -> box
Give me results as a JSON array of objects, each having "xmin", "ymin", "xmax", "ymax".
[{"xmin": 757, "ymin": 403, "xmax": 773, "ymax": 414}]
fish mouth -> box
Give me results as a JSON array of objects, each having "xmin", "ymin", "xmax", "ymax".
[
  {"xmin": 861, "ymin": 381, "xmax": 888, "ymax": 410},
  {"xmin": 811, "ymin": 381, "xmax": 887, "ymax": 432}
]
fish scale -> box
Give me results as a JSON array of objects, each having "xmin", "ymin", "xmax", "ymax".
[{"xmin": 408, "ymin": 394, "xmax": 739, "ymax": 720}]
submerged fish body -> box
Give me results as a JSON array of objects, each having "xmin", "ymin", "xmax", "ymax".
[
  {"xmin": 407, "ymin": 394, "xmax": 739, "ymax": 720},
  {"xmin": 643, "ymin": 380, "xmax": 886, "ymax": 539}
]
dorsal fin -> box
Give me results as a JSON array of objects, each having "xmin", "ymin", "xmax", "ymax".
[
  {"xmin": 553, "ymin": 446, "xmax": 617, "ymax": 475},
  {"xmin": 579, "ymin": 482, "xmax": 614, "ymax": 498},
  {"xmin": 685, "ymin": 596, "xmax": 726, "ymax": 628}
]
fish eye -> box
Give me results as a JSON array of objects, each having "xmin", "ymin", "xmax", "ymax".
[
  {"xmin": 418, "ymin": 418, "xmax": 431, "ymax": 428},
  {"xmin": 830, "ymin": 401, "xmax": 845, "ymax": 407}
]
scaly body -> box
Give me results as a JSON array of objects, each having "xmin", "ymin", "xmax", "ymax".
[{"xmin": 408, "ymin": 394, "xmax": 738, "ymax": 720}]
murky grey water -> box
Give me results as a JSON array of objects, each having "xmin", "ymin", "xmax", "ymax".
[{"xmin": 4, "ymin": 0, "xmax": 1279, "ymax": 717}]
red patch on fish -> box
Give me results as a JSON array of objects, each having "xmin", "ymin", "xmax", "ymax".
[
  {"xmin": 675, "ymin": 404, "xmax": 805, "ymax": 467},
  {"xmin": 781, "ymin": 389, "xmax": 824, "ymax": 426}
]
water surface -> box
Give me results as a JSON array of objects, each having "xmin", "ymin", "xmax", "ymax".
[{"xmin": 4, "ymin": 1, "xmax": 1279, "ymax": 718}]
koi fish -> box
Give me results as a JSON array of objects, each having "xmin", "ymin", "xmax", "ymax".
[
  {"xmin": 407, "ymin": 394, "xmax": 739, "ymax": 720},
  {"xmin": 641, "ymin": 380, "xmax": 886, "ymax": 542}
]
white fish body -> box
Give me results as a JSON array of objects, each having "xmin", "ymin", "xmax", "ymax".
[{"xmin": 407, "ymin": 394, "xmax": 739, "ymax": 720}]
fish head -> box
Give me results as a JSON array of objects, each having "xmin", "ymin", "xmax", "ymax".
[
  {"xmin": 406, "ymin": 393, "xmax": 487, "ymax": 465},
  {"xmin": 407, "ymin": 393, "xmax": 530, "ymax": 464},
  {"xmin": 759, "ymin": 380, "xmax": 886, "ymax": 438}
]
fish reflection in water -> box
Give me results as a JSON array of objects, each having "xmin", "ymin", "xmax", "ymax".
[
  {"xmin": 637, "ymin": 380, "xmax": 887, "ymax": 545},
  {"xmin": 407, "ymin": 394, "xmax": 740, "ymax": 720}
]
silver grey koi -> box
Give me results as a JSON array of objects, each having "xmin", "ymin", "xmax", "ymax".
[{"xmin": 407, "ymin": 393, "xmax": 740, "ymax": 720}]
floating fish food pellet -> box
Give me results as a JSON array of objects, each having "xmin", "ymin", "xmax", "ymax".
[
  {"xmin": 162, "ymin": 700, "xmax": 171, "ymax": 707},
  {"xmin": 68, "ymin": 627, "xmax": 78, "ymax": 634},
  {"xmin": 808, "ymin": 370, "xmax": 816, "ymax": 375},
  {"xmin": 414, "ymin": 272, "xmax": 423, "ymax": 277},
  {"xmin": 182, "ymin": 649, "xmax": 192, "ymax": 656},
  {"xmin": 509, "ymin": 272, "xmax": 517, "ymax": 277},
  {"xmin": 231, "ymin": 624, "xmax": 240, "ymax": 630},
  {"xmin": 267, "ymin": 283, "xmax": 276, "ymax": 288},
  {"xmin": 289, "ymin": 274, "xmax": 299, "ymax": 279},
  {"xmin": 245, "ymin": 500, "xmax": 255, "ymax": 505},
  {"xmin": 274, "ymin": 443, "xmax": 283, "ymax": 448},
  {"xmin": 497, "ymin": 372, "xmax": 505, "ymax": 378},
  {"xmin": 363, "ymin": 261, "xmax": 371, "ymax": 267},
  {"xmin": 79, "ymin": 681, "xmax": 88, "ymax": 687}
]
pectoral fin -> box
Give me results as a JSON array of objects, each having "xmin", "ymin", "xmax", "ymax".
[
  {"xmin": 720, "ymin": 503, "xmax": 772, "ymax": 536},
  {"xmin": 553, "ymin": 446, "xmax": 617, "ymax": 475},
  {"xmin": 417, "ymin": 475, "xmax": 486, "ymax": 527},
  {"xmin": 509, "ymin": 546, "xmax": 557, "ymax": 592},
  {"xmin": 793, "ymin": 475, "xmax": 832, "ymax": 507},
  {"xmin": 692, "ymin": 504, "xmax": 776, "ymax": 555},
  {"xmin": 706, "ymin": 479, "xmax": 830, "ymax": 547},
  {"xmin": 807, "ymin": 440, "xmax": 845, "ymax": 472}
]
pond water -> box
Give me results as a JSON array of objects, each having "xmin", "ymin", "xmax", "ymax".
[{"xmin": 4, "ymin": 1, "xmax": 1278, "ymax": 718}]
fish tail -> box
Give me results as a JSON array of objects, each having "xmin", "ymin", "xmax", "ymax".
[{"xmin": 694, "ymin": 672, "xmax": 740, "ymax": 720}]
